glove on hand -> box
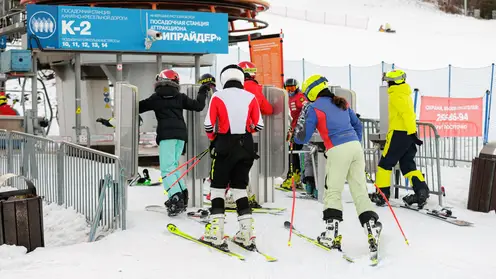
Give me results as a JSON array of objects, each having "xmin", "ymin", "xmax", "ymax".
[
  {"xmin": 410, "ymin": 133, "xmax": 423, "ymax": 146},
  {"xmin": 198, "ymin": 84, "xmax": 211, "ymax": 95},
  {"xmin": 96, "ymin": 118, "xmax": 113, "ymax": 128}
]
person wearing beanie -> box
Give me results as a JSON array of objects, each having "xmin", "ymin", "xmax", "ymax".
[{"xmin": 202, "ymin": 64, "xmax": 264, "ymax": 252}]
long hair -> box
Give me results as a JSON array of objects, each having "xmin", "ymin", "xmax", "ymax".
[{"xmin": 318, "ymin": 88, "xmax": 348, "ymax": 110}]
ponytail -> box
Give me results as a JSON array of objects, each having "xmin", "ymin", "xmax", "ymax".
[{"xmin": 332, "ymin": 96, "xmax": 348, "ymax": 110}]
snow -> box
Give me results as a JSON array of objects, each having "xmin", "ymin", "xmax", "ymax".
[{"xmin": 1, "ymin": 165, "xmax": 495, "ymax": 278}]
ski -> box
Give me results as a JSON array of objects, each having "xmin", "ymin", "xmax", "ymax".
[
  {"xmin": 365, "ymin": 223, "xmax": 382, "ymax": 266},
  {"xmin": 399, "ymin": 204, "xmax": 474, "ymax": 227},
  {"xmin": 283, "ymin": 221, "xmax": 354, "ymax": 263},
  {"xmin": 202, "ymin": 201, "xmax": 286, "ymax": 213},
  {"xmin": 275, "ymin": 186, "xmax": 306, "ymax": 193},
  {"xmin": 285, "ymin": 192, "xmax": 317, "ymax": 200},
  {"xmin": 167, "ymin": 224, "xmax": 245, "ymax": 261},
  {"xmin": 145, "ymin": 205, "xmax": 210, "ymax": 223},
  {"xmin": 228, "ymin": 238, "xmax": 278, "ymax": 262}
]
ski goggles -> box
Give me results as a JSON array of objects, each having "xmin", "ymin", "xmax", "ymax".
[{"xmin": 285, "ymin": 85, "xmax": 297, "ymax": 92}]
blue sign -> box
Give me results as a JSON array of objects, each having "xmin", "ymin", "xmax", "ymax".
[{"xmin": 26, "ymin": 4, "xmax": 228, "ymax": 54}]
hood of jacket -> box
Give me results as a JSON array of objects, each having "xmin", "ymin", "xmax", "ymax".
[
  {"xmin": 387, "ymin": 83, "xmax": 412, "ymax": 97},
  {"xmin": 154, "ymin": 79, "xmax": 180, "ymax": 98}
]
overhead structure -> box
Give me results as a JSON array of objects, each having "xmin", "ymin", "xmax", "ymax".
[{"xmin": 19, "ymin": 0, "xmax": 270, "ymax": 34}]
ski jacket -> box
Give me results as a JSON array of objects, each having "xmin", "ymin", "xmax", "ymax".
[
  {"xmin": 243, "ymin": 79, "xmax": 273, "ymax": 115},
  {"xmin": 294, "ymin": 96, "xmax": 362, "ymax": 151},
  {"xmin": 288, "ymin": 90, "xmax": 308, "ymax": 129},
  {"xmin": 204, "ymin": 81, "xmax": 264, "ymax": 141},
  {"xmin": 0, "ymin": 104, "xmax": 18, "ymax": 116},
  {"xmin": 387, "ymin": 83, "xmax": 417, "ymax": 135},
  {"xmin": 139, "ymin": 80, "xmax": 207, "ymax": 144}
]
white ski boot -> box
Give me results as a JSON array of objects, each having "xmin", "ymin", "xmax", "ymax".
[
  {"xmin": 317, "ymin": 219, "xmax": 343, "ymax": 250},
  {"xmin": 363, "ymin": 218, "xmax": 382, "ymax": 264},
  {"xmin": 232, "ymin": 214, "xmax": 256, "ymax": 250},
  {"xmin": 201, "ymin": 214, "xmax": 228, "ymax": 251}
]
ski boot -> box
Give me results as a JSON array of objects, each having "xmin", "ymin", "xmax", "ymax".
[
  {"xmin": 232, "ymin": 214, "xmax": 256, "ymax": 251},
  {"xmin": 363, "ymin": 218, "xmax": 382, "ymax": 263},
  {"xmin": 281, "ymin": 170, "xmax": 303, "ymax": 190},
  {"xmin": 136, "ymin": 169, "xmax": 151, "ymax": 186},
  {"xmin": 403, "ymin": 187, "xmax": 429, "ymax": 209},
  {"xmin": 164, "ymin": 191, "xmax": 187, "ymax": 216},
  {"xmin": 317, "ymin": 219, "xmax": 343, "ymax": 250},
  {"xmin": 312, "ymin": 188, "xmax": 318, "ymax": 199},
  {"xmin": 372, "ymin": 187, "xmax": 390, "ymax": 207},
  {"xmin": 201, "ymin": 214, "xmax": 229, "ymax": 251},
  {"xmin": 247, "ymin": 188, "xmax": 261, "ymax": 208}
]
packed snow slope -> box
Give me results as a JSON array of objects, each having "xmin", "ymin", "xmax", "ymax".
[
  {"xmin": 1, "ymin": 166, "xmax": 495, "ymax": 279},
  {"xmin": 254, "ymin": 0, "xmax": 496, "ymax": 68}
]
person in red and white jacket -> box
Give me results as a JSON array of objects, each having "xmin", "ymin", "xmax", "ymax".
[
  {"xmin": 238, "ymin": 61, "xmax": 273, "ymax": 115},
  {"xmin": 202, "ymin": 64, "xmax": 263, "ymax": 251}
]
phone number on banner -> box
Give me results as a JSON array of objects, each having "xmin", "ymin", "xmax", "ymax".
[{"xmin": 436, "ymin": 113, "xmax": 469, "ymax": 122}]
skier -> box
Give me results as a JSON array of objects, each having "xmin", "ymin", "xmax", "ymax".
[
  {"xmin": 238, "ymin": 61, "xmax": 273, "ymax": 207},
  {"xmin": 372, "ymin": 69, "xmax": 429, "ymax": 208},
  {"xmin": 0, "ymin": 95, "xmax": 19, "ymax": 115},
  {"xmin": 294, "ymin": 74, "xmax": 381, "ymax": 253},
  {"xmin": 280, "ymin": 78, "xmax": 307, "ymax": 190},
  {"xmin": 202, "ymin": 64, "xmax": 264, "ymax": 251},
  {"xmin": 139, "ymin": 69, "xmax": 209, "ymax": 216},
  {"xmin": 198, "ymin": 73, "xmax": 217, "ymax": 93}
]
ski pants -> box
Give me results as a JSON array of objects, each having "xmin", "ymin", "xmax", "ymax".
[
  {"xmin": 159, "ymin": 139, "xmax": 187, "ymax": 198},
  {"xmin": 209, "ymin": 134, "xmax": 256, "ymax": 215},
  {"xmin": 323, "ymin": 141, "xmax": 374, "ymax": 217},
  {"xmin": 375, "ymin": 131, "xmax": 428, "ymax": 193}
]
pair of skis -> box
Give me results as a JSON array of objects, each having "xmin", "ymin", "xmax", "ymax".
[{"xmin": 166, "ymin": 224, "xmax": 277, "ymax": 262}]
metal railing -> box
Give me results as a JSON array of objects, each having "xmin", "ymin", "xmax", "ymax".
[{"xmin": 0, "ymin": 130, "xmax": 126, "ymax": 240}]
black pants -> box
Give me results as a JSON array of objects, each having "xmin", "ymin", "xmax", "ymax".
[
  {"xmin": 287, "ymin": 143, "xmax": 303, "ymax": 178},
  {"xmin": 210, "ymin": 134, "xmax": 256, "ymax": 215},
  {"xmin": 376, "ymin": 131, "xmax": 428, "ymax": 193}
]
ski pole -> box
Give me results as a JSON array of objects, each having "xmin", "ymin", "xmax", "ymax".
[
  {"xmin": 288, "ymin": 140, "xmax": 297, "ymax": 247},
  {"xmin": 164, "ymin": 150, "xmax": 209, "ymax": 193},
  {"xmin": 161, "ymin": 148, "xmax": 208, "ymax": 180},
  {"xmin": 374, "ymin": 184, "xmax": 410, "ymax": 246},
  {"xmin": 365, "ymin": 173, "xmax": 409, "ymax": 245}
]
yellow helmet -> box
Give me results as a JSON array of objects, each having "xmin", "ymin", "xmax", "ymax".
[
  {"xmin": 302, "ymin": 74, "xmax": 329, "ymax": 102},
  {"xmin": 384, "ymin": 69, "xmax": 406, "ymax": 84},
  {"xmin": 0, "ymin": 95, "xmax": 7, "ymax": 105}
]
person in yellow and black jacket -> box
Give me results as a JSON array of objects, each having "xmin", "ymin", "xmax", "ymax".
[{"xmin": 373, "ymin": 69, "xmax": 430, "ymax": 208}]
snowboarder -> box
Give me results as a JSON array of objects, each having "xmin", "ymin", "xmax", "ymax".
[
  {"xmin": 372, "ymin": 69, "xmax": 429, "ymax": 208},
  {"xmin": 202, "ymin": 64, "xmax": 264, "ymax": 251},
  {"xmin": 280, "ymin": 78, "xmax": 307, "ymax": 190},
  {"xmin": 294, "ymin": 74, "xmax": 381, "ymax": 253},
  {"xmin": 140, "ymin": 69, "xmax": 209, "ymax": 216}
]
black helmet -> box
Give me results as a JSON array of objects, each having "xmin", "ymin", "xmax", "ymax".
[
  {"xmin": 284, "ymin": 78, "xmax": 299, "ymax": 91},
  {"xmin": 199, "ymin": 73, "xmax": 216, "ymax": 87}
]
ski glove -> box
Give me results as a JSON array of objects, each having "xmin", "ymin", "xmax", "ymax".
[
  {"xmin": 410, "ymin": 133, "xmax": 423, "ymax": 146},
  {"xmin": 198, "ymin": 84, "xmax": 211, "ymax": 95},
  {"xmin": 96, "ymin": 118, "xmax": 114, "ymax": 128}
]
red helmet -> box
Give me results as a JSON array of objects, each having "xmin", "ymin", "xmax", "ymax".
[
  {"xmin": 238, "ymin": 61, "xmax": 257, "ymax": 79},
  {"xmin": 156, "ymin": 69, "xmax": 180, "ymax": 83}
]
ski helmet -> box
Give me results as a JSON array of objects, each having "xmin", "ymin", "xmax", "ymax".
[
  {"xmin": 302, "ymin": 75, "xmax": 329, "ymax": 102},
  {"xmin": 238, "ymin": 61, "xmax": 257, "ymax": 79},
  {"xmin": 156, "ymin": 69, "xmax": 180, "ymax": 84},
  {"xmin": 198, "ymin": 73, "xmax": 216, "ymax": 87},
  {"xmin": 220, "ymin": 64, "xmax": 245, "ymax": 86},
  {"xmin": 384, "ymin": 69, "xmax": 406, "ymax": 86},
  {"xmin": 284, "ymin": 78, "xmax": 299, "ymax": 93}
]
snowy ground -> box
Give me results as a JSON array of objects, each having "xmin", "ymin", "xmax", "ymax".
[{"xmin": 0, "ymin": 165, "xmax": 495, "ymax": 278}]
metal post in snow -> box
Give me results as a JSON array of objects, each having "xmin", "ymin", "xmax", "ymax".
[
  {"xmin": 302, "ymin": 58, "xmax": 305, "ymax": 80},
  {"xmin": 392, "ymin": 63, "xmax": 395, "ymax": 70},
  {"xmin": 448, "ymin": 64, "xmax": 452, "ymax": 98},
  {"xmin": 413, "ymin": 88, "xmax": 419, "ymax": 114},
  {"xmin": 484, "ymin": 90, "xmax": 490, "ymax": 144},
  {"xmin": 348, "ymin": 64, "xmax": 352, "ymax": 90},
  {"xmin": 485, "ymin": 63, "xmax": 494, "ymax": 143},
  {"xmin": 381, "ymin": 61, "xmax": 384, "ymax": 73}
]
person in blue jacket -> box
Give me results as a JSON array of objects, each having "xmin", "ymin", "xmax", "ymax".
[{"xmin": 293, "ymin": 74, "xmax": 381, "ymax": 256}]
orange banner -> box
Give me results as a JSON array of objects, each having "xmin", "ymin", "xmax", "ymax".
[
  {"xmin": 419, "ymin": 96, "xmax": 483, "ymax": 137},
  {"xmin": 249, "ymin": 33, "xmax": 284, "ymax": 88}
]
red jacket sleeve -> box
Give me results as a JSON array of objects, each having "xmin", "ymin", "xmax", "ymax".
[
  {"xmin": 244, "ymin": 81, "xmax": 273, "ymax": 115},
  {"xmin": 247, "ymin": 97, "xmax": 264, "ymax": 133},
  {"xmin": 0, "ymin": 105, "xmax": 17, "ymax": 116},
  {"xmin": 204, "ymin": 96, "xmax": 219, "ymax": 140}
]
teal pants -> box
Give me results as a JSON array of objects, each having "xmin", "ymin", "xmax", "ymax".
[{"xmin": 159, "ymin": 139, "xmax": 186, "ymax": 198}]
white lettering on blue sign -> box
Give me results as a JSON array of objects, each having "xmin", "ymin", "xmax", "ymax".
[
  {"xmin": 161, "ymin": 32, "xmax": 221, "ymax": 43},
  {"xmin": 62, "ymin": 20, "xmax": 92, "ymax": 35}
]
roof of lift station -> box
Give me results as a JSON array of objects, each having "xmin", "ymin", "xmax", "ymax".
[{"xmin": 20, "ymin": 0, "xmax": 270, "ymax": 69}]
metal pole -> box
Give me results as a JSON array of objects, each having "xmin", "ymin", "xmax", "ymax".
[
  {"xmin": 156, "ymin": 54, "xmax": 163, "ymax": 73},
  {"xmin": 116, "ymin": 54, "xmax": 123, "ymax": 82},
  {"xmin": 464, "ymin": 0, "xmax": 467, "ymax": 16},
  {"xmin": 194, "ymin": 55, "xmax": 201, "ymax": 82},
  {"xmin": 75, "ymin": 53, "xmax": 82, "ymax": 142},
  {"xmin": 31, "ymin": 52, "xmax": 38, "ymax": 120}
]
